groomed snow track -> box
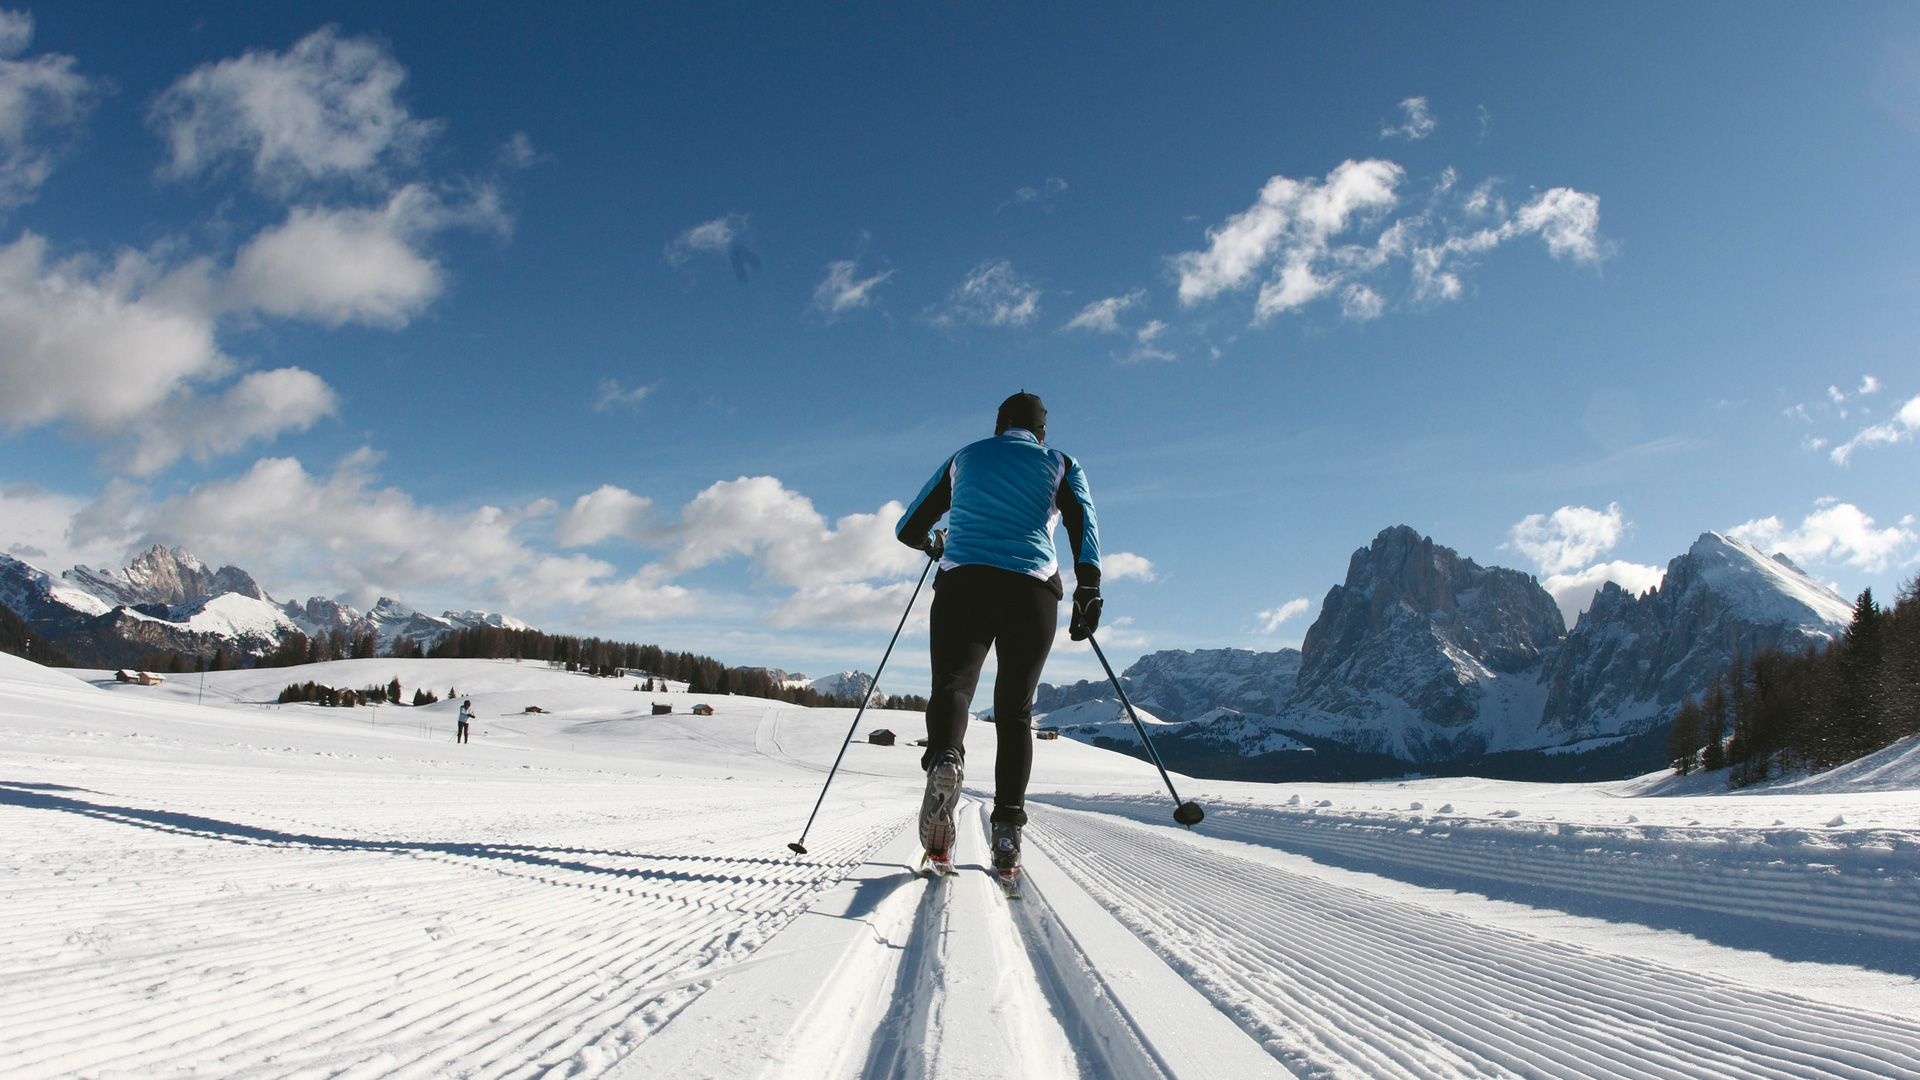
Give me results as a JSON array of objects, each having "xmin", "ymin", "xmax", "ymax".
[{"xmin": 619, "ymin": 801, "xmax": 1920, "ymax": 1079}]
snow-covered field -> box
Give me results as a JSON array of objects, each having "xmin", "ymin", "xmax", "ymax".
[{"xmin": 2, "ymin": 652, "xmax": 1917, "ymax": 1078}]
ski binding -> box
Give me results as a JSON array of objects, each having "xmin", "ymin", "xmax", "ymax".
[{"xmin": 920, "ymin": 850, "xmax": 957, "ymax": 877}]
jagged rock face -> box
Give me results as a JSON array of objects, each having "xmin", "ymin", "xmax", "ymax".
[
  {"xmin": 65, "ymin": 545, "xmax": 266, "ymax": 607},
  {"xmin": 283, "ymin": 597, "xmax": 367, "ymax": 639},
  {"xmin": 1289, "ymin": 525, "xmax": 1565, "ymax": 760},
  {"xmin": 1538, "ymin": 532, "xmax": 1851, "ymax": 741}
]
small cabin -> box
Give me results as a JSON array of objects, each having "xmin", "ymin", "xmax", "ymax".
[
  {"xmin": 115, "ymin": 669, "xmax": 166, "ymax": 686},
  {"xmin": 1035, "ymin": 728, "xmax": 1060, "ymax": 741},
  {"xmin": 651, "ymin": 702, "xmax": 673, "ymax": 715},
  {"xmin": 691, "ymin": 703, "xmax": 715, "ymax": 716},
  {"xmin": 868, "ymin": 728, "xmax": 897, "ymax": 746}
]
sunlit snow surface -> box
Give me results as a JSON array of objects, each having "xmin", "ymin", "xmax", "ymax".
[{"xmin": 2, "ymin": 651, "xmax": 1917, "ymax": 1078}]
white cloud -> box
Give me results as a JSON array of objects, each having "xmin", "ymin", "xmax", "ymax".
[
  {"xmin": 1729, "ymin": 499, "xmax": 1919, "ymax": 573},
  {"xmin": 1512, "ymin": 187, "xmax": 1605, "ymax": 263},
  {"xmin": 767, "ymin": 580, "xmax": 929, "ymax": 631},
  {"xmin": 1063, "ymin": 291, "xmax": 1143, "ymax": 334},
  {"xmin": 0, "ymin": 13, "xmax": 99, "ymax": 213},
  {"xmin": 0, "ymin": 480, "xmax": 130, "ymax": 572},
  {"xmin": 1381, "ymin": 96, "xmax": 1436, "ymax": 140},
  {"xmin": 1540, "ymin": 561, "xmax": 1665, "ymax": 627},
  {"xmin": 932, "ymin": 259, "xmax": 1040, "ymax": 328},
  {"xmin": 1507, "ymin": 502, "xmax": 1627, "ymax": 575},
  {"xmin": 811, "ymin": 258, "xmax": 894, "ymax": 317},
  {"xmin": 123, "ymin": 367, "xmax": 339, "ymax": 476},
  {"xmin": 1102, "ymin": 552, "xmax": 1157, "ymax": 582},
  {"xmin": 149, "ymin": 26, "xmax": 440, "ymax": 196},
  {"xmin": 555, "ymin": 484, "xmax": 656, "ymax": 547},
  {"xmin": 1135, "ymin": 320, "xmax": 1167, "ymax": 344},
  {"xmin": 1830, "ymin": 393, "xmax": 1920, "ymax": 465},
  {"xmin": 497, "ymin": 131, "xmax": 539, "ymax": 170},
  {"xmin": 1256, "ymin": 598, "xmax": 1312, "ymax": 634},
  {"xmin": 1859, "ymin": 375, "xmax": 1882, "ymax": 396},
  {"xmin": 1174, "ymin": 158, "xmax": 1404, "ymax": 308},
  {"xmin": 665, "ymin": 213, "xmax": 745, "ymax": 264},
  {"xmin": 593, "ymin": 380, "xmax": 653, "ymax": 412},
  {"xmin": 1340, "ymin": 283, "xmax": 1385, "ymax": 321},
  {"xmin": 0, "ymin": 233, "xmax": 230, "ymax": 432},
  {"xmin": 228, "ymin": 184, "xmax": 504, "ymax": 328},
  {"xmin": 999, "ymin": 176, "xmax": 1068, "ymax": 213}
]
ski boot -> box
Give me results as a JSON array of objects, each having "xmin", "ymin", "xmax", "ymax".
[
  {"xmin": 918, "ymin": 749, "xmax": 963, "ymax": 875},
  {"xmin": 990, "ymin": 818, "xmax": 1023, "ymax": 898}
]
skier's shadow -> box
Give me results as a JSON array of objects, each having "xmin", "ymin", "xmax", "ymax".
[{"xmin": 0, "ymin": 781, "xmax": 818, "ymax": 887}]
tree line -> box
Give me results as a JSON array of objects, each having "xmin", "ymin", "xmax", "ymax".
[{"xmin": 1668, "ymin": 577, "xmax": 1920, "ymax": 785}]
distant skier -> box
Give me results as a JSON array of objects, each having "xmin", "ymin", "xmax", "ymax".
[
  {"xmin": 895, "ymin": 391, "xmax": 1102, "ymax": 892},
  {"xmin": 457, "ymin": 700, "xmax": 472, "ymax": 745}
]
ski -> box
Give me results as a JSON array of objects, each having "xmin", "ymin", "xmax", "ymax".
[{"xmin": 920, "ymin": 850, "xmax": 957, "ymax": 877}]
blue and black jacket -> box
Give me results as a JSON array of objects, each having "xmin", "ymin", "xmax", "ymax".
[{"xmin": 895, "ymin": 428, "xmax": 1100, "ymax": 598}]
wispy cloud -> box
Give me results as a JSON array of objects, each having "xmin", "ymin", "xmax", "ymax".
[
  {"xmin": 1173, "ymin": 159, "xmax": 1608, "ymax": 325},
  {"xmin": 1063, "ymin": 291, "xmax": 1144, "ymax": 334},
  {"xmin": 998, "ymin": 176, "xmax": 1067, "ymax": 213},
  {"xmin": 811, "ymin": 258, "xmax": 894, "ymax": 318},
  {"xmin": 664, "ymin": 213, "xmax": 760, "ymax": 281},
  {"xmin": 1831, "ymin": 393, "xmax": 1920, "ymax": 464},
  {"xmin": 1730, "ymin": 498, "xmax": 1918, "ymax": 573},
  {"xmin": 1380, "ymin": 96, "xmax": 1436, "ymax": 141},
  {"xmin": 0, "ymin": 11, "xmax": 100, "ymax": 214},
  {"xmin": 931, "ymin": 259, "xmax": 1040, "ymax": 328},
  {"xmin": 1256, "ymin": 598, "xmax": 1311, "ymax": 634},
  {"xmin": 593, "ymin": 380, "xmax": 653, "ymax": 412}
]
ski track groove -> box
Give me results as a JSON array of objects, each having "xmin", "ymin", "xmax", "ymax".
[
  {"xmin": 0, "ymin": 789, "xmax": 900, "ymax": 1080},
  {"xmin": 1025, "ymin": 806, "xmax": 1920, "ymax": 1080},
  {"xmin": 1048, "ymin": 795, "xmax": 1920, "ymax": 945}
]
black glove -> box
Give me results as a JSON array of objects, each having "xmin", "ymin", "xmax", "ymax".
[
  {"xmin": 923, "ymin": 528, "xmax": 946, "ymax": 561},
  {"xmin": 1069, "ymin": 585, "xmax": 1102, "ymax": 641}
]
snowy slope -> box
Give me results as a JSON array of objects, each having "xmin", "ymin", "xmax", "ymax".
[{"xmin": 3, "ymin": 654, "xmax": 1918, "ymax": 1078}]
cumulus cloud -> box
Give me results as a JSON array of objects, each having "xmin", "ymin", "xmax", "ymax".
[
  {"xmin": 1729, "ymin": 499, "xmax": 1919, "ymax": 573},
  {"xmin": 1256, "ymin": 598, "xmax": 1312, "ymax": 634},
  {"xmin": 0, "ymin": 233, "xmax": 231, "ymax": 432},
  {"xmin": 1381, "ymin": 96, "xmax": 1436, "ymax": 140},
  {"xmin": 1063, "ymin": 291, "xmax": 1143, "ymax": 334},
  {"xmin": 0, "ymin": 12, "xmax": 101, "ymax": 213},
  {"xmin": 149, "ymin": 26, "xmax": 441, "ymax": 196},
  {"xmin": 1830, "ymin": 393, "xmax": 1920, "ymax": 465},
  {"xmin": 0, "ymin": 480, "xmax": 131, "ymax": 572},
  {"xmin": 123, "ymin": 367, "xmax": 339, "ymax": 475},
  {"xmin": 1102, "ymin": 552, "xmax": 1157, "ymax": 582},
  {"xmin": 555, "ymin": 484, "xmax": 656, "ymax": 547},
  {"xmin": 1507, "ymin": 502, "xmax": 1627, "ymax": 575},
  {"xmin": 811, "ymin": 258, "xmax": 894, "ymax": 317},
  {"xmin": 932, "ymin": 259, "xmax": 1040, "ymax": 328},
  {"xmin": 1540, "ymin": 561, "xmax": 1665, "ymax": 627},
  {"xmin": 767, "ymin": 580, "xmax": 929, "ymax": 631},
  {"xmin": 229, "ymin": 184, "xmax": 502, "ymax": 327}
]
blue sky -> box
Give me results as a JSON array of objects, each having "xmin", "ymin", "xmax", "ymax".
[{"xmin": 2, "ymin": 3, "xmax": 1918, "ymax": 691}]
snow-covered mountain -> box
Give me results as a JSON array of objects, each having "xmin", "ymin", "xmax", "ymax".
[
  {"xmin": 803, "ymin": 670, "xmax": 877, "ymax": 702},
  {"xmin": 1039, "ymin": 524, "xmax": 1855, "ymax": 780},
  {"xmin": 1536, "ymin": 531, "xmax": 1852, "ymax": 742},
  {"xmin": 0, "ymin": 545, "xmax": 528, "ymax": 666},
  {"xmin": 1278, "ymin": 524, "xmax": 1565, "ymax": 762}
]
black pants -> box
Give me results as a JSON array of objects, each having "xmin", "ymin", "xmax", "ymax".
[
  {"xmin": 457, "ymin": 722, "xmax": 469, "ymax": 744},
  {"xmin": 922, "ymin": 565, "xmax": 1058, "ymax": 826}
]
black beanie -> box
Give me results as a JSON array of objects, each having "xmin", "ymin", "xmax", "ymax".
[{"xmin": 995, "ymin": 391, "xmax": 1047, "ymax": 440}]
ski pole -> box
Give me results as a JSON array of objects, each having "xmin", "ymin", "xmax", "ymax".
[
  {"xmin": 1087, "ymin": 632, "xmax": 1205, "ymax": 827},
  {"xmin": 788, "ymin": 555, "xmax": 935, "ymax": 855}
]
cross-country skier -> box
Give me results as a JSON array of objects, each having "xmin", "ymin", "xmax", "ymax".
[
  {"xmin": 894, "ymin": 391, "xmax": 1102, "ymax": 893},
  {"xmin": 457, "ymin": 699, "xmax": 472, "ymax": 744}
]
